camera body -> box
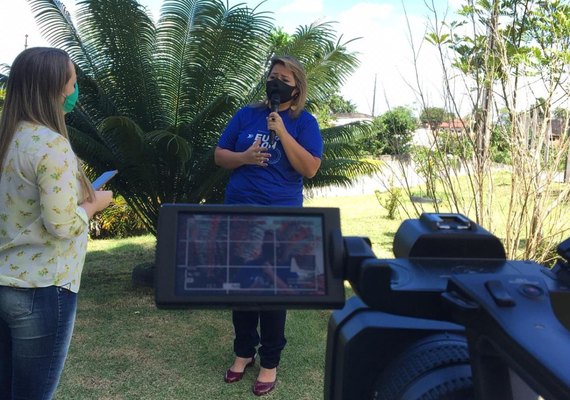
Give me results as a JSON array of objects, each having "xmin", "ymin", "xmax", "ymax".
[
  {"xmin": 327, "ymin": 213, "xmax": 570, "ymax": 400},
  {"xmin": 154, "ymin": 206, "xmax": 570, "ymax": 400}
]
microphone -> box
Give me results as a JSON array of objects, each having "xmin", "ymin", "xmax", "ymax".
[{"xmin": 269, "ymin": 94, "xmax": 280, "ymax": 145}]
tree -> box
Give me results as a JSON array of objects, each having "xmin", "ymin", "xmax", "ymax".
[
  {"xmin": 312, "ymin": 93, "xmax": 358, "ymax": 128},
  {"xmin": 327, "ymin": 94, "xmax": 357, "ymax": 114},
  {"xmin": 20, "ymin": 0, "xmax": 377, "ymax": 235},
  {"xmin": 418, "ymin": 0, "xmax": 570, "ymax": 262},
  {"xmin": 553, "ymin": 107, "xmax": 570, "ymax": 120},
  {"xmin": 369, "ymin": 106, "xmax": 416, "ymax": 156},
  {"xmin": 531, "ymin": 97, "xmax": 548, "ymax": 120},
  {"xmin": 419, "ymin": 107, "xmax": 452, "ymax": 130}
]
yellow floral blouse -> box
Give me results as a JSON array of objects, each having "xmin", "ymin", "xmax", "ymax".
[{"xmin": 0, "ymin": 122, "xmax": 89, "ymax": 293}]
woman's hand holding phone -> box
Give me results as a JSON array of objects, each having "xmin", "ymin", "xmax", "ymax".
[{"xmin": 81, "ymin": 190, "xmax": 113, "ymax": 219}]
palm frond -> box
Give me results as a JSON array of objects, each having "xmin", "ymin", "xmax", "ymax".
[
  {"xmin": 271, "ymin": 21, "xmax": 360, "ymax": 105},
  {"xmin": 307, "ymin": 121, "xmax": 379, "ymax": 189},
  {"xmin": 73, "ymin": 68, "xmax": 120, "ymax": 128},
  {"xmin": 0, "ymin": 64, "xmax": 9, "ymax": 88},
  {"xmin": 183, "ymin": 1, "xmax": 273, "ymax": 104},
  {"xmin": 28, "ymin": 0, "xmax": 99, "ymax": 77},
  {"xmin": 321, "ymin": 121, "xmax": 373, "ymax": 142},
  {"xmin": 306, "ymin": 158, "xmax": 380, "ymax": 189},
  {"xmin": 186, "ymin": 147, "xmax": 230, "ymax": 203},
  {"xmin": 146, "ymin": 129, "xmax": 193, "ymax": 202},
  {"xmin": 67, "ymin": 125, "xmax": 117, "ymax": 171},
  {"xmin": 320, "ymin": 122, "xmax": 373, "ymax": 158},
  {"xmin": 155, "ymin": 0, "xmax": 273, "ymax": 126},
  {"xmin": 154, "ymin": 0, "xmax": 202, "ymax": 127},
  {"xmin": 180, "ymin": 93, "xmax": 237, "ymax": 149},
  {"xmin": 76, "ymin": 0, "xmax": 162, "ymax": 131}
]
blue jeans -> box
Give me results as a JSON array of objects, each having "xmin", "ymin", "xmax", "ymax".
[{"xmin": 0, "ymin": 286, "xmax": 77, "ymax": 400}]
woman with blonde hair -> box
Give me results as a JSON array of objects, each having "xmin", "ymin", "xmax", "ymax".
[{"xmin": 0, "ymin": 47, "xmax": 113, "ymax": 399}]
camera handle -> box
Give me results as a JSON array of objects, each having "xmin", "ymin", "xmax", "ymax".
[
  {"xmin": 443, "ymin": 274, "xmax": 570, "ymax": 400},
  {"xmin": 557, "ymin": 236, "xmax": 570, "ymax": 263},
  {"xmin": 540, "ymin": 236, "xmax": 570, "ymax": 331},
  {"xmin": 543, "ymin": 236, "xmax": 570, "ymax": 284}
]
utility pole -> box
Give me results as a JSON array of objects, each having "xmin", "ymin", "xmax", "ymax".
[
  {"xmin": 24, "ymin": 34, "xmax": 28, "ymax": 49},
  {"xmin": 371, "ymin": 73, "xmax": 377, "ymax": 117}
]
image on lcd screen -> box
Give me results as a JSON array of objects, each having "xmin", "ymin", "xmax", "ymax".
[{"xmin": 174, "ymin": 213, "xmax": 325, "ymax": 296}]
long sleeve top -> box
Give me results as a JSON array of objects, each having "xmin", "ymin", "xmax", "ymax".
[{"xmin": 0, "ymin": 121, "xmax": 89, "ymax": 293}]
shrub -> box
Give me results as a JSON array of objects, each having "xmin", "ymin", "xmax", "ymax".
[
  {"xmin": 89, "ymin": 196, "xmax": 148, "ymax": 239},
  {"xmin": 375, "ymin": 189, "xmax": 403, "ymax": 220}
]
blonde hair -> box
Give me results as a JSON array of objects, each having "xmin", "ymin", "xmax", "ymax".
[
  {"xmin": 0, "ymin": 47, "xmax": 94, "ymax": 201},
  {"xmin": 263, "ymin": 55, "xmax": 308, "ymax": 119}
]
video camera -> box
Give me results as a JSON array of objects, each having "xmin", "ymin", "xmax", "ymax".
[{"xmin": 154, "ymin": 205, "xmax": 570, "ymax": 400}]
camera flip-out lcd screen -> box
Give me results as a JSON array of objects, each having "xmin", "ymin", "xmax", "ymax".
[{"xmin": 155, "ymin": 204, "xmax": 345, "ymax": 309}]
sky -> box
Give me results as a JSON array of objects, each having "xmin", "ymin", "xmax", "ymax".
[{"xmin": 0, "ymin": 0, "xmax": 464, "ymax": 116}]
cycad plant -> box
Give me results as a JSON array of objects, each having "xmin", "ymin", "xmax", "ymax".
[{"xmin": 14, "ymin": 0, "xmax": 377, "ymax": 234}]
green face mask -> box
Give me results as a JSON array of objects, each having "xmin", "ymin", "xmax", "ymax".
[{"xmin": 63, "ymin": 83, "xmax": 79, "ymax": 113}]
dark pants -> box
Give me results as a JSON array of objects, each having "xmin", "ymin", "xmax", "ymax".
[
  {"xmin": 0, "ymin": 286, "xmax": 77, "ymax": 400},
  {"xmin": 232, "ymin": 309, "xmax": 287, "ymax": 369}
]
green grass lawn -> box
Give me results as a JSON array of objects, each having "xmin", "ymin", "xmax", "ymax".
[
  {"xmin": 54, "ymin": 184, "xmax": 570, "ymax": 399},
  {"xmin": 305, "ymin": 193, "xmax": 399, "ymax": 258},
  {"xmin": 55, "ymin": 194, "xmax": 390, "ymax": 400}
]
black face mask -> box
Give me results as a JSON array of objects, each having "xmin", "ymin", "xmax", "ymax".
[{"xmin": 266, "ymin": 78, "xmax": 296, "ymax": 103}]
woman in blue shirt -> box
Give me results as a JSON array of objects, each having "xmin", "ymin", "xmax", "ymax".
[{"xmin": 215, "ymin": 55, "xmax": 323, "ymax": 396}]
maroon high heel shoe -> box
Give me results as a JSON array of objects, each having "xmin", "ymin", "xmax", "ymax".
[
  {"xmin": 252, "ymin": 378, "xmax": 277, "ymax": 396},
  {"xmin": 224, "ymin": 357, "xmax": 255, "ymax": 383}
]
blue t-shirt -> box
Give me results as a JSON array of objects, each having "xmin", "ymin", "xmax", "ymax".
[{"xmin": 218, "ymin": 105, "xmax": 323, "ymax": 206}]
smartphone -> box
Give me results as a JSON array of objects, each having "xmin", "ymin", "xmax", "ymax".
[{"xmin": 92, "ymin": 170, "xmax": 118, "ymax": 190}]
